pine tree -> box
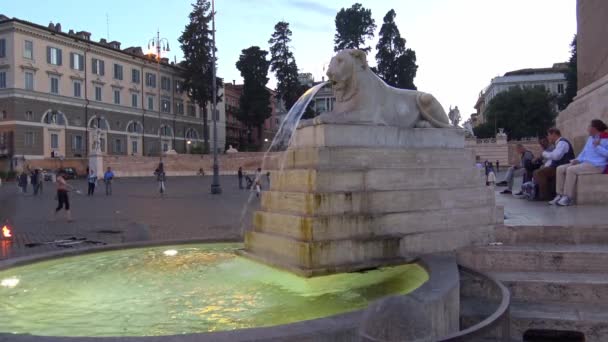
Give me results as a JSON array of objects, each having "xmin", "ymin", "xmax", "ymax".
[
  {"xmin": 178, "ymin": 0, "xmax": 223, "ymax": 153},
  {"xmin": 334, "ymin": 3, "xmax": 376, "ymax": 52},
  {"xmin": 236, "ymin": 46, "xmax": 272, "ymax": 148},
  {"xmin": 269, "ymin": 21, "xmax": 301, "ymax": 111},
  {"xmin": 375, "ymin": 9, "xmax": 418, "ymax": 89}
]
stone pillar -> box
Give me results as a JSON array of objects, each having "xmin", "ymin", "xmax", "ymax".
[
  {"xmin": 242, "ymin": 124, "xmax": 498, "ymax": 277},
  {"xmin": 557, "ymin": 0, "xmax": 608, "ymax": 152}
]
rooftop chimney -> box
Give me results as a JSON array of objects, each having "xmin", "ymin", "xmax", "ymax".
[
  {"xmin": 76, "ymin": 31, "xmax": 91, "ymax": 40},
  {"xmin": 232, "ymin": 80, "xmax": 235, "ymax": 86},
  {"xmin": 109, "ymin": 41, "xmax": 121, "ymax": 49},
  {"xmin": 48, "ymin": 21, "xmax": 54, "ymax": 30},
  {"xmin": 55, "ymin": 23, "xmax": 62, "ymax": 32},
  {"xmin": 68, "ymin": 29, "xmax": 75, "ymax": 35},
  {"xmin": 100, "ymin": 38, "xmax": 107, "ymax": 44}
]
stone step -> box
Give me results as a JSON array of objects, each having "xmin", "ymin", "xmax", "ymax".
[
  {"xmin": 261, "ymin": 187, "xmax": 494, "ymax": 216},
  {"xmin": 496, "ymin": 225, "xmax": 608, "ymax": 245},
  {"xmin": 270, "ymin": 167, "xmax": 484, "ymax": 193},
  {"xmin": 461, "ymin": 298, "xmax": 608, "ymax": 342},
  {"xmin": 458, "ymin": 244, "xmax": 608, "ymax": 273},
  {"xmin": 490, "ymin": 271, "xmax": 608, "ymax": 305},
  {"xmin": 252, "ymin": 206, "xmax": 498, "ymax": 241},
  {"xmin": 243, "ymin": 231, "xmax": 402, "ymax": 276},
  {"xmin": 279, "ymin": 146, "xmax": 476, "ymax": 171}
]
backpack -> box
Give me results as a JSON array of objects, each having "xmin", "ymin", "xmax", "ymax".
[{"xmin": 521, "ymin": 180, "xmax": 538, "ymax": 201}]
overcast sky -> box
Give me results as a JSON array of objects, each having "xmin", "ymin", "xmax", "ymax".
[{"xmin": 2, "ymin": 0, "xmax": 576, "ymax": 119}]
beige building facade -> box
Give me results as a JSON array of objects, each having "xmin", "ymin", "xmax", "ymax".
[{"xmin": 0, "ymin": 15, "xmax": 225, "ymax": 166}]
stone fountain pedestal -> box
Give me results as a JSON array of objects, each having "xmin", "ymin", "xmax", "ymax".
[{"xmin": 243, "ymin": 124, "xmax": 500, "ymax": 277}]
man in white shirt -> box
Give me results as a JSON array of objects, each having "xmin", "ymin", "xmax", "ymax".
[{"xmin": 534, "ymin": 128, "xmax": 575, "ymax": 201}]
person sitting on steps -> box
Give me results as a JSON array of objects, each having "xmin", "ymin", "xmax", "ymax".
[
  {"xmin": 551, "ymin": 119, "xmax": 608, "ymax": 206},
  {"xmin": 497, "ymin": 144, "xmax": 534, "ymax": 195},
  {"xmin": 534, "ymin": 128, "xmax": 575, "ymax": 201}
]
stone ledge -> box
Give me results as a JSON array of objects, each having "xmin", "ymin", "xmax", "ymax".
[
  {"xmin": 291, "ymin": 124, "xmax": 465, "ymax": 149},
  {"xmin": 270, "ymin": 167, "xmax": 484, "ymax": 193},
  {"xmin": 576, "ymin": 173, "xmax": 608, "ymax": 205}
]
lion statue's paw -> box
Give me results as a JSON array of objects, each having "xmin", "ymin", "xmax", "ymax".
[{"xmin": 415, "ymin": 120, "xmax": 433, "ymax": 128}]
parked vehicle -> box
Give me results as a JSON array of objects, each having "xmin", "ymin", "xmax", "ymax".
[
  {"xmin": 42, "ymin": 169, "xmax": 55, "ymax": 182},
  {"xmin": 57, "ymin": 167, "xmax": 77, "ymax": 179}
]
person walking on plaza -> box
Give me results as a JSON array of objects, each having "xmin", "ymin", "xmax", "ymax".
[
  {"xmin": 552, "ymin": 119, "xmax": 608, "ymax": 206},
  {"xmin": 18, "ymin": 172, "xmax": 28, "ymax": 194},
  {"xmin": 238, "ymin": 167, "xmax": 244, "ymax": 190},
  {"xmin": 104, "ymin": 167, "xmax": 114, "ymax": 196},
  {"xmin": 87, "ymin": 169, "xmax": 97, "ymax": 196},
  {"xmin": 497, "ymin": 144, "xmax": 534, "ymax": 195},
  {"xmin": 54, "ymin": 171, "xmax": 74, "ymax": 222},
  {"xmin": 36, "ymin": 169, "xmax": 43, "ymax": 194},
  {"xmin": 31, "ymin": 169, "xmax": 40, "ymax": 196},
  {"xmin": 154, "ymin": 162, "xmax": 167, "ymax": 197},
  {"xmin": 534, "ymin": 128, "xmax": 575, "ymax": 201}
]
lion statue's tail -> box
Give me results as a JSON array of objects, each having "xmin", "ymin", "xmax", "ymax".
[{"xmin": 416, "ymin": 93, "xmax": 454, "ymax": 128}]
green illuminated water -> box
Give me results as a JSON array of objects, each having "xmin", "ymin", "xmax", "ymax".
[{"xmin": 0, "ymin": 243, "xmax": 428, "ymax": 337}]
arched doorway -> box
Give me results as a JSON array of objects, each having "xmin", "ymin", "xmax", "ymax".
[
  {"xmin": 41, "ymin": 110, "xmax": 68, "ymax": 158},
  {"xmin": 126, "ymin": 121, "xmax": 143, "ymax": 156},
  {"xmin": 159, "ymin": 125, "xmax": 174, "ymax": 153},
  {"xmin": 185, "ymin": 128, "xmax": 200, "ymax": 153},
  {"xmin": 88, "ymin": 116, "xmax": 110, "ymax": 155}
]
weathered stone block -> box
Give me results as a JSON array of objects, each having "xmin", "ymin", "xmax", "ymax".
[{"xmin": 576, "ymin": 173, "xmax": 608, "ymax": 205}]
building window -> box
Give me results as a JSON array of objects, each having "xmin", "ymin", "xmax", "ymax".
[
  {"xmin": 127, "ymin": 121, "xmax": 143, "ymax": 133},
  {"xmin": 100, "ymin": 137, "xmax": 106, "ymax": 153},
  {"xmin": 113, "ymin": 64, "xmax": 123, "ymax": 80},
  {"xmin": 114, "ymin": 139, "xmax": 122, "ymax": 153},
  {"xmin": 47, "ymin": 47, "xmax": 62, "ymax": 65},
  {"xmin": 95, "ymin": 86, "xmax": 102, "ymax": 101},
  {"xmin": 24, "ymin": 132, "xmax": 35, "ymax": 146},
  {"xmin": 131, "ymin": 93, "xmax": 138, "ymax": 108},
  {"xmin": 25, "ymin": 111, "xmax": 33, "ymax": 121},
  {"xmin": 50, "ymin": 133, "xmax": 59, "ymax": 149},
  {"xmin": 145, "ymin": 73, "xmax": 156, "ymax": 88},
  {"xmin": 92, "ymin": 58, "xmax": 105, "ymax": 76},
  {"xmin": 0, "ymin": 110, "xmax": 6, "ymax": 120},
  {"xmin": 113, "ymin": 89, "xmax": 120, "ymax": 104},
  {"xmin": 70, "ymin": 53, "xmax": 84, "ymax": 71},
  {"xmin": 161, "ymin": 76, "xmax": 171, "ymax": 91},
  {"xmin": 0, "ymin": 39, "xmax": 6, "ymax": 58},
  {"xmin": 175, "ymin": 80, "xmax": 183, "ymax": 93},
  {"xmin": 50, "ymin": 77, "xmax": 59, "ymax": 94},
  {"xmin": 187, "ymin": 104, "xmax": 195, "ymax": 117},
  {"xmin": 132, "ymin": 69, "xmax": 140, "ymax": 84},
  {"xmin": 73, "ymin": 81, "xmax": 82, "ymax": 98},
  {"xmin": 147, "ymin": 95, "xmax": 154, "ymax": 110},
  {"xmin": 72, "ymin": 135, "xmax": 83, "ymax": 151},
  {"xmin": 160, "ymin": 125, "xmax": 172, "ymax": 137},
  {"xmin": 132, "ymin": 140, "xmax": 138, "ymax": 154},
  {"xmin": 0, "ymin": 71, "xmax": 6, "ymax": 88},
  {"xmin": 161, "ymin": 98, "xmax": 171, "ymax": 113},
  {"xmin": 176, "ymin": 101, "xmax": 184, "ymax": 115},
  {"xmin": 24, "ymin": 40, "xmax": 33, "ymax": 59},
  {"xmin": 25, "ymin": 72, "xmax": 34, "ymax": 91},
  {"xmin": 557, "ymin": 83, "xmax": 565, "ymax": 94}
]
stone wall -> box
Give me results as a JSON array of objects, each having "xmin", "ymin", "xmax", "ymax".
[
  {"xmin": 21, "ymin": 152, "xmax": 280, "ymax": 177},
  {"xmin": 557, "ymin": 0, "xmax": 608, "ymax": 152},
  {"xmin": 466, "ymin": 138, "xmax": 540, "ymax": 166},
  {"xmin": 577, "ymin": 0, "xmax": 608, "ymax": 89}
]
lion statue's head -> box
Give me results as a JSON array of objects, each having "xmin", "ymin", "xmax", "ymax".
[{"xmin": 326, "ymin": 49, "xmax": 368, "ymax": 102}]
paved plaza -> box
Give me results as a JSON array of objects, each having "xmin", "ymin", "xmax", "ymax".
[{"xmin": 0, "ymin": 176, "xmax": 258, "ymax": 260}]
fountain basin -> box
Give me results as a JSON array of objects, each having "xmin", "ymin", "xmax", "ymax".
[{"xmin": 0, "ymin": 242, "xmax": 428, "ymax": 338}]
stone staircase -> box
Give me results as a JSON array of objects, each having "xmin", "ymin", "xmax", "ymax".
[{"xmin": 458, "ymin": 224, "xmax": 608, "ymax": 342}]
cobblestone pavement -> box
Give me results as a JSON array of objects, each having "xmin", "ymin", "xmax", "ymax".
[{"xmin": 0, "ymin": 176, "xmax": 259, "ymax": 260}]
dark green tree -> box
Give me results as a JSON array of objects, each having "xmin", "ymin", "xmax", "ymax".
[
  {"xmin": 236, "ymin": 46, "xmax": 272, "ymax": 149},
  {"xmin": 558, "ymin": 34, "xmax": 577, "ymax": 110},
  {"xmin": 179, "ymin": 0, "xmax": 223, "ymax": 153},
  {"xmin": 269, "ymin": 21, "xmax": 301, "ymax": 111},
  {"xmin": 473, "ymin": 87, "xmax": 557, "ymax": 140},
  {"xmin": 334, "ymin": 3, "xmax": 376, "ymax": 52},
  {"xmin": 375, "ymin": 9, "xmax": 418, "ymax": 89}
]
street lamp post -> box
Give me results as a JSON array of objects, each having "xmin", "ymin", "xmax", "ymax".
[
  {"xmin": 210, "ymin": 0, "xmax": 222, "ymax": 194},
  {"xmin": 148, "ymin": 31, "xmax": 170, "ymax": 163}
]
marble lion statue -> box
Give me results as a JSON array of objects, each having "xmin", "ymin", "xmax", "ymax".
[{"xmin": 300, "ymin": 49, "xmax": 452, "ymax": 129}]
